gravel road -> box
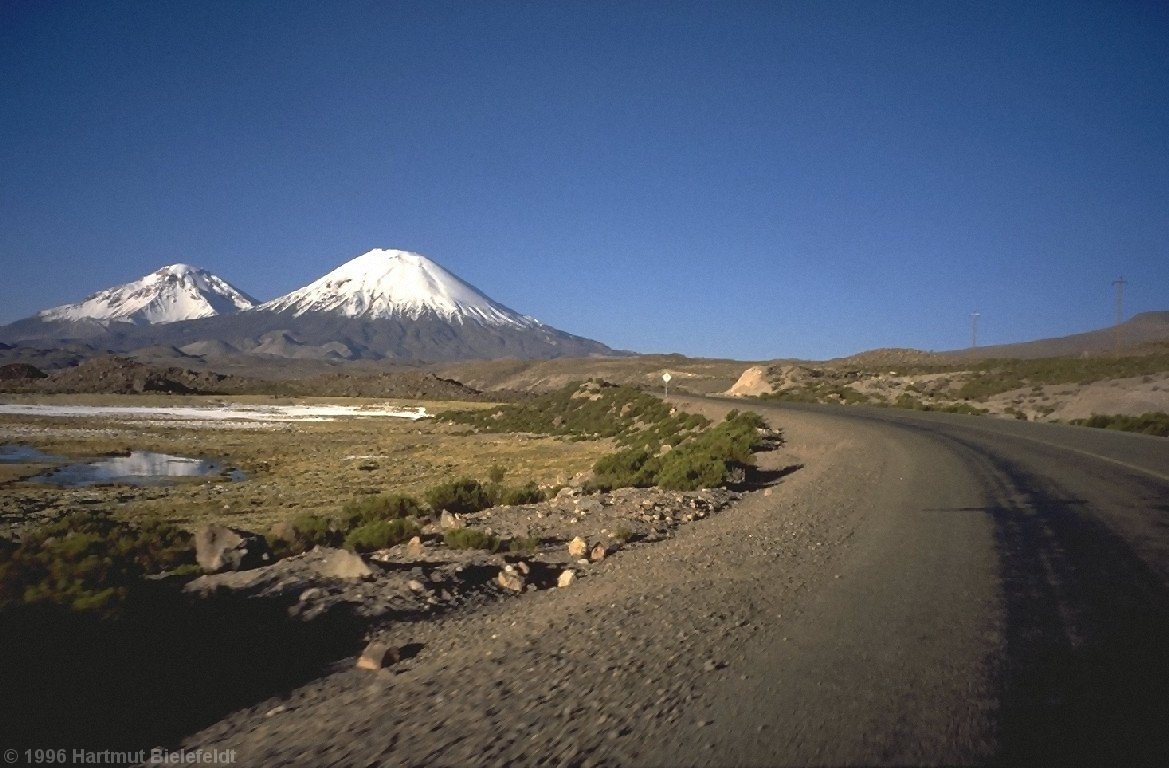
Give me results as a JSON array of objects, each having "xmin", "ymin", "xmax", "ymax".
[{"xmin": 180, "ymin": 400, "xmax": 1169, "ymax": 767}]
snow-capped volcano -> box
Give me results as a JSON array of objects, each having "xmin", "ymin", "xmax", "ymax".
[
  {"xmin": 37, "ymin": 264, "xmax": 256, "ymax": 325},
  {"xmin": 257, "ymin": 249, "xmax": 539, "ymax": 328}
]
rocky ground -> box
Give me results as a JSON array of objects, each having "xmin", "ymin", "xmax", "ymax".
[
  {"xmin": 167, "ymin": 398, "xmax": 842, "ymax": 767},
  {"xmin": 187, "ymin": 484, "xmax": 742, "ymax": 629}
]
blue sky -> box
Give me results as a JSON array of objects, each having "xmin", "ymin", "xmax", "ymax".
[{"xmin": 2, "ymin": 0, "xmax": 1167, "ymax": 360}]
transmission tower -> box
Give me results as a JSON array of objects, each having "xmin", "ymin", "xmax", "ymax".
[
  {"xmin": 1112, "ymin": 276, "xmax": 1127, "ymax": 354},
  {"xmin": 970, "ymin": 312, "xmax": 980, "ymax": 349},
  {"xmin": 1112, "ymin": 276, "xmax": 1126, "ymax": 324}
]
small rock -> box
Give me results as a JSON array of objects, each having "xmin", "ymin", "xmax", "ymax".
[
  {"xmin": 298, "ymin": 587, "xmax": 324, "ymax": 603},
  {"xmin": 321, "ymin": 549, "xmax": 375, "ymax": 579},
  {"xmin": 356, "ymin": 641, "xmax": 401, "ymax": 670},
  {"xmin": 406, "ymin": 579, "xmax": 426, "ymax": 593},
  {"xmin": 575, "ymin": 499, "xmax": 603, "ymax": 514},
  {"xmin": 514, "ymin": 560, "xmax": 531, "ymax": 576},
  {"xmin": 439, "ymin": 510, "xmax": 464, "ymax": 529},
  {"xmin": 405, "ymin": 536, "xmax": 425, "ymax": 558},
  {"xmin": 557, "ymin": 570, "xmax": 576, "ymax": 588},
  {"xmin": 358, "ymin": 460, "xmax": 378, "ymax": 471},
  {"xmin": 496, "ymin": 566, "xmax": 525, "ymax": 592},
  {"xmin": 567, "ymin": 536, "xmax": 589, "ymax": 558},
  {"xmin": 557, "ymin": 486, "xmax": 583, "ymax": 499},
  {"xmin": 590, "ymin": 544, "xmax": 608, "ymax": 562}
]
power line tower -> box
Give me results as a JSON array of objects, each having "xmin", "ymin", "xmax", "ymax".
[
  {"xmin": 970, "ymin": 312, "xmax": 980, "ymax": 349},
  {"xmin": 1112, "ymin": 276, "xmax": 1127, "ymax": 354}
]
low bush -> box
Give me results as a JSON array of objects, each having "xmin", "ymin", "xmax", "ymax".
[
  {"xmin": 426, "ymin": 478, "xmax": 493, "ymax": 515},
  {"xmin": 0, "ymin": 511, "xmax": 194, "ymax": 615},
  {"xmin": 269, "ymin": 512, "xmax": 342, "ymax": 557},
  {"xmin": 1071, "ymin": 412, "xmax": 1169, "ymax": 437},
  {"xmin": 505, "ymin": 535, "xmax": 540, "ymax": 554},
  {"xmin": 443, "ymin": 381, "xmax": 710, "ymax": 450},
  {"xmin": 343, "ymin": 518, "xmax": 421, "ymax": 553},
  {"xmin": 341, "ymin": 493, "xmax": 425, "ymax": 526},
  {"xmin": 272, "ymin": 495, "xmax": 425, "ymax": 557},
  {"xmin": 443, "ymin": 527, "xmax": 501, "ymax": 552},
  {"xmin": 495, "ymin": 481, "xmax": 547, "ymax": 506},
  {"xmin": 590, "ymin": 447, "xmax": 656, "ymax": 490},
  {"xmin": 590, "ymin": 409, "xmax": 769, "ymax": 491}
]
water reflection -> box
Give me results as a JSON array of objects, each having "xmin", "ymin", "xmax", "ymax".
[{"xmin": 32, "ymin": 451, "xmax": 244, "ymax": 487}]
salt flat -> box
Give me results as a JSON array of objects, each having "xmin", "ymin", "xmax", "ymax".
[{"xmin": 0, "ymin": 403, "xmax": 429, "ymax": 424}]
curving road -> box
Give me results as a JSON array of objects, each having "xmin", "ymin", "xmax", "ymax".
[
  {"xmin": 695, "ymin": 401, "xmax": 1169, "ymax": 767},
  {"xmin": 185, "ymin": 399, "xmax": 1169, "ymax": 767}
]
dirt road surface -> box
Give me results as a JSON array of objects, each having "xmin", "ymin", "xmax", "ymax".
[{"xmin": 181, "ymin": 400, "xmax": 1169, "ymax": 767}]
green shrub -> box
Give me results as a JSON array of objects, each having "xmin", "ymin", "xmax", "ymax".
[
  {"xmin": 269, "ymin": 512, "xmax": 342, "ymax": 557},
  {"xmin": 0, "ymin": 511, "xmax": 194, "ymax": 615},
  {"xmin": 1071, "ymin": 412, "xmax": 1169, "ymax": 437},
  {"xmin": 590, "ymin": 447, "xmax": 656, "ymax": 490},
  {"xmin": 443, "ymin": 381, "xmax": 709, "ymax": 449},
  {"xmin": 343, "ymin": 518, "xmax": 420, "ymax": 553},
  {"xmin": 341, "ymin": 493, "xmax": 425, "ymax": 526},
  {"xmin": 425, "ymin": 478, "xmax": 493, "ymax": 515},
  {"xmin": 443, "ymin": 527, "xmax": 501, "ymax": 552},
  {"xmin": 654, "ymin": 445, "xmax": 730, "ymax": 490},
  {"xmin": 589, "ymin": 409, "xmax": 768, "ymax": 491},
  {"xmin": 496, "ymin": 481, "xmax": 547, "ymax": 506},
  {"xmin": 505, "ymin": 535, "xmax": 540, "ymax": 554}
]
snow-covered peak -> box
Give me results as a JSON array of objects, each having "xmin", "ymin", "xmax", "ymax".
[
  {"xmin": 257, "ymin": 249, "xmax": 539, "ymax": 327},
  {"xmin": 37, "ymin": 263, "xmax": 257, "ymax": 325}
]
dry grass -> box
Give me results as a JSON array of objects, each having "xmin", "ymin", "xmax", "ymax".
[{"xmin": 0, "ymin": 395, "xmax": 614, "ymax": 533}]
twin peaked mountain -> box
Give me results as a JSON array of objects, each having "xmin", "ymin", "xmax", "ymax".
[{"xmin": 3, "ymin": 249, "xmax": 616, "ymax": 361}]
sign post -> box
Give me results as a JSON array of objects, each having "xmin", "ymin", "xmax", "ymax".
[{"xmin": 662, "ymin": 372, "xmax": 672, "ymax": 400}]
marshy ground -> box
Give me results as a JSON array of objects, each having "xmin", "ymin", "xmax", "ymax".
[{"xmin": 0, "ymin": 394, "xmax": 615, "ymax": 537}]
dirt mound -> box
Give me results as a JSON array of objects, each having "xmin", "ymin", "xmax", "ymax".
[
  {"xmin": 290, "ymin": 371, "xmax": 485, "ymax": 400},
  {"xmin": 38, "ymin": 356, "xmax": 237, "ymax": 395},
  {"xmin": 726, "ymin": 365, "xmax": 774, "ymax": 397},
  {"xmin": 0, "ymin": 363, "xmax": 47, "ymax": 380}
]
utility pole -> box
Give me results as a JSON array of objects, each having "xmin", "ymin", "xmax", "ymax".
[
  {"xmin": 1113, "ymin": 276, "xmax": 1127, "ymax": 354},
  {"xmin": 970, "ymin": 312, "xmax": 980, "ymax": 349}
]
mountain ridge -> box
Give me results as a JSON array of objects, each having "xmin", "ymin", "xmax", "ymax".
[{"xmin": 1, "ymin": 249, "xmax": 618, "ymax": 362}]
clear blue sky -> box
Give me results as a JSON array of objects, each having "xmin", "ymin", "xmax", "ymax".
[{"xmin": 2, "ymin": 0, "xmax": 1167, "ymax": 360}]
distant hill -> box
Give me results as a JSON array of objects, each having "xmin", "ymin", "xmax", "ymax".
[{"xmin": 944, "ymin": 311, "xmax": 1169, "ymax": 359}]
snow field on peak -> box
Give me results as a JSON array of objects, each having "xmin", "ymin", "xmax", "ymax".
[
  {"xmin": 37, "ymin": 264, "xmax": 257, "ymax": 325},
  {"xmin": 257, "ymin": 248, "xmax": 539, "ymax": 328}
]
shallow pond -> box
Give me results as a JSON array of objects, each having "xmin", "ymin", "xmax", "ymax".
[
  {"xmin": 30, "ymin": 451, "xmax": 245, "ymax": 487},
  {"xmin": 0, "ymin": 444, "xmax": 63, "ymax": 463}
]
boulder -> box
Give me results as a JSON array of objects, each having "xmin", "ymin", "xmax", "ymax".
[
  {"xmin": 405, "ymin": 536, "xmax": 426, "ymax": 558},
  {"xmin": 320, "ymin": 549, "xmax": 374, "ymax": 579},
  {"xmin": 356, "ymin": 641, "xmax": 401, "ymax": 670},
  {"xmin": 195, "ymin": 525, "xmax": 272, "ymax": 573}
]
